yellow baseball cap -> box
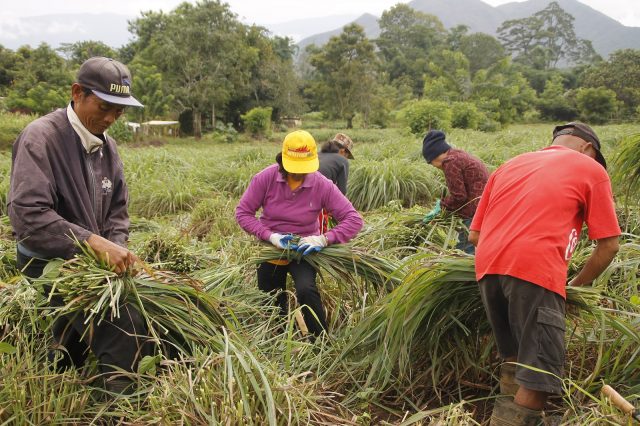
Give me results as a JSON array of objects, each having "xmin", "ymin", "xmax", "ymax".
[{"xmin": 282, "ymin": 130, "xmax": 319, "ymax": 174}]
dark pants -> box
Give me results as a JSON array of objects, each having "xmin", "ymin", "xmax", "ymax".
[
  {"xmin": 479, "ymin": 275, "xmax": 566, "ymax": 394},
  {"xmin": 18, "ymin": 250, "xmax": 152, "ymax": 375},
  {"xmin": 257, "ymin": 260, "xmax": 327, "ymax": 336},
  {"xmin": 456, "ymin": 218, "xmax": 475, "ymax": 254}
]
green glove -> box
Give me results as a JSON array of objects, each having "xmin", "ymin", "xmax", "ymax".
[{"xmin": 423, "ymin": 199, "xmax": 442, "ymax": 223}]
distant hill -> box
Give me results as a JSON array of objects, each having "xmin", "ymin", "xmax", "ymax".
[
  {"xmin": 266, "ymin": 14, "xmax": 359, "ymax": 42},
  {"xmin": 297, "ymin": 0, "xmax": 640, "ymax": 59},
  {"xmin": 297, "ymin": 13, "xmax": 380, "ymax": 52},
  {"xmin": 0, "ymin": 13, "xmax": 133, "ymax": 50}
]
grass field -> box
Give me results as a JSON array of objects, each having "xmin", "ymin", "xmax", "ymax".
[{"xmin": 1, "ymin": 123, "xmax": 639, "ymax": 424}]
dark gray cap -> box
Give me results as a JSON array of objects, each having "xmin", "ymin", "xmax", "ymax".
[
  {"xmin": 77, "ymin": 57, "xmax": 143, "ymax": 107},
  {"xmin": 552, "ymin": 122, "xmax": 605, "ymax": 169}
]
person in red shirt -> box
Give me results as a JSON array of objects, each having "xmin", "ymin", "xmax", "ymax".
[
  {"xmin": 469, "ymin": 122, "xmax": 620, "ymax": 425},
  {"xmin": 422, "ymin": 130, "xmax": 489, "ymax": 254}
]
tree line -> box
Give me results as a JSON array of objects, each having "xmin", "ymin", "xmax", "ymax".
[{"xmin": 0, "ymin": 0, "xmax": 638, "ymax": 138}]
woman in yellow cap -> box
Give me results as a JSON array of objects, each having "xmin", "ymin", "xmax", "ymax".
[{"xmin": 236, "ymin": 130, "xmax": 363, "ymax": 336}]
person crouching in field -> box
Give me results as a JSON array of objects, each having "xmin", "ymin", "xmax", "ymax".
[
  {"xmin": 8, "ymin": 57, "xmax": 149, "ymax": 394},
  {"xmin": 421, "ymin": 130, "xmax": 489, "ymax": 254},
  {"xmin": 235, "ymin": 130, "xmax": 363, "ymax": 337},
  {"xmin": 317, "ymin": 132, "xmax": 355, "ymax": 233},
  {"xmin": 469, "ymin": 122, "xmax": 620, "ymax": 425}
]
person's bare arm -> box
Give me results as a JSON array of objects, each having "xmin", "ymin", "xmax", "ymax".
[
  {"xmin": 568, "ymin": 236, "xmax": 619, "ymax": 287},
  {"xmin": 469, "ymin": 230, "xmax": 480, "ymax": 247}
]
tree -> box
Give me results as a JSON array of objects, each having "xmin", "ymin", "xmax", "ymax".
[
  {"xmin": 58, "ymin": 41, "xmax": 118, "ymax": 66},
  {"xmin": 128, "ymin": 61, "xmax": 173, "ymax": 122},
  {"xmin": 130, "ymin": 0, "xmax": 258, "ymax": 138},
  {"xmin": 497, "ymin": 1, "xmax": 597, "ymax": 69},
  {"xmin": 5, "ymin": 43, "xmax": 72, "ymax": 115},
  {"xmin": 471, "ymin": 58, "xmax": 537, "ymax": 125},
  {"xmin": 240, "ymin": 28, "xmax": 305, "ymax": 121},
  {"xmin": 0, "ymin": 45, "xmax": 19, "ymax": 96},
  {"xmin": 537, "ymin": 73, "xmax": 577, "ymax": 121},
  {"xmin": 459, "ymin": 33, "xmax": 506, "ymax": 76},
  {"xmin": 376, "ymin": 4, "xmax": 446, "ymax": 96},
  {"xmin": 582, "ymin": 49, "xmax": 640, "ymax": 117},
  {"xmin": 308, "ymin": 24, "xmax": 380, "ymax": 128},
  {"xmin": 423, "ymin": 50, "xmax": 471, "ymax": 102},
  {"xmin": 575, "ymin": 87, "xmax": 617, "ymax": 124}
]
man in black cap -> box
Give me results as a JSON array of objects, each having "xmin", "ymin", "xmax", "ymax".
[
  {"xmin": 8, "ymin": 57, "xmax": 148, "ymax": 393},
  {"xmin": 468, "ymin": 122, "xmax": 620, "ymax": 425},
  {"xmin": 422, "ymin": 130, "xmax": 489, "ymax": 254}
]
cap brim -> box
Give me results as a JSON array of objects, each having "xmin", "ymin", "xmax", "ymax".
[
  {"xmin": 282, "ymin": 157, "xmax": 319, "ymax": 174},
  {"xmin": 92, "ymin": 89, "xmax": 144, "ymax": 107},
  {"xmin": 344, "ymin": 148, "xmax": 354, "ymax": 160}
]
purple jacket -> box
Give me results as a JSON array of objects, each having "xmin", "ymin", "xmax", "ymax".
[
  {"xmin": 8, "ymin": 108, "xmax": 129, "ymax": 259},
  {"xmin": 236, "ymin": 164, "xmax": 363, "ymax": 244}
]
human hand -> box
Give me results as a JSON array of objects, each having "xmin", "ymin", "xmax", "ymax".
[
  {"xmin": 86, "ymin": 234, "xmax": 138, "ymax": 274},
  {"xmin": 296, "ymin": 235, "xmax": 328, "ymax": 256},
  {"xmin": 423, "ymin": 199, "xmax": 442, "ymax": 223},
  {"xmin": 269, "ymin": 233, "xmax": 296, "ymax": 250}
]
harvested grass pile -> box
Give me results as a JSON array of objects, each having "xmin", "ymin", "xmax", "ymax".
[{"xmin": 37, "ymin": 246, "xmax": 227, "ymax": 355}]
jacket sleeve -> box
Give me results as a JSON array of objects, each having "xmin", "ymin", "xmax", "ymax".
[
  {"xmin": 322, "ymin": 180, "xmax": 363, "ymax": 244},
  {"xmin": 8, "ymin": 133, "xmax": 92, "ymax": 259},
  {"xmin": 235, "ymin": 170, "xmax": 271, "ymax": 241},
  {"xmin": 102, "ymin": 147, "xmax": 129, "ymax": 247},
  {"xmin": 337, "ymin": 159, "xmax": 349, "ymax": 195},
  {"xmin": 441, "ymin": 160, "xmax": 469, "ymax": 213}
]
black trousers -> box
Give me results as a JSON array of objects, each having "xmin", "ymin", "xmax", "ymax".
[
  {"xmin": 18, "ymin": 250, "xmax": 152, "ymax": 375},
  {"xmin": 257, "ymin": 260, "xmax": 327, "ymax": 336}
]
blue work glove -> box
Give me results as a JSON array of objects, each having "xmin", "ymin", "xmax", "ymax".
[
  {"xmin": 296, "ymin": 235, "xmax": 328, "ymax": 256},
  {"xmin": 269, "ymin": 233, "xmax": 296, "ymax": 250},
  {"xmin": 423, "ymin": 199, "xmax": 442, "ymax": 223}
]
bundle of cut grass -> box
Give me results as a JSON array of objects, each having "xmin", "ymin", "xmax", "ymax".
[
  {"xmin": 329, "ymin": 253, "xmax": 608, "ymax": 401},
  {"xmin": 253, "ymin": 242, "xmax": 402, "ymax": 294},
  {"xmin": 357, "ymin": 209, "xmax": 463, "ymax": 254},
  {"xmin": 37, "ymin": 245, "xmax": 228, "ymax": 355}
]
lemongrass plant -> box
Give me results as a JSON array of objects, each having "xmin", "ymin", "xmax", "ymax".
[
  {"xmin": 328, "ymin": 252, "xmax": 618, "ymax": 403},
  {"xmin": 36, "ymin": 243, "xmax": 228, "ymax": 355},
  {"xmin": 253, "ymin": 241, "xmax": 402, "ymax": 295}
]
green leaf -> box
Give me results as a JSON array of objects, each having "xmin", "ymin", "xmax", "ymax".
[
  {"xmin": 42, "ymin": 259, "xmax": 64, "ymax": 279},
  {"xmin": 137, "ymin": 354, "xmax": 160, "ymax": 375},
  {"xmin": 630, "ymin": 295, "xmax": 640, "ymax": 306},
  {"xmin": 0, "ymin": 342, "xmax": 17, "ymax": 355}
]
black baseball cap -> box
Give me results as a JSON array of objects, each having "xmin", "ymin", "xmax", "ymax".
[
  {"xmin": 77, "ymin": 57, "xmax": 143, "ymax": 107},
  {"xmin": 552, "ymin": 122, "xmax": 606, "ymax": 169}
]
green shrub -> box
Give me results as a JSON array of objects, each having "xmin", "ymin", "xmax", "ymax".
[
  {"xmin": 399, "ymin": 100, "xmax": 452, "ymax": 136},
  {"xmin": 214, "ymin": 122, "xmax": 238, "ymax": 143},
  {"xmin": 0, "ymin": 112, "xmax": 36, "ymax": 150},
  {"xmin": 107, "ymin": 118, "xmax": 134, "ymax": 143},
  {"xmin": 451, "ymin": 102, "xmax": 481, "ymax": 130},
  {"xmin": 241, "ymin": 107, "xmax": 272, "ymax": 137},
  {"xmin": 576, "ymin": 87, "xmax": 618, "ymax": 124}
]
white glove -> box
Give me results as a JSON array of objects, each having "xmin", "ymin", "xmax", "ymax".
[
  {"xmin": 269, "ymin": 233, "xmax": 294, "ymax": 249},
  {"xmin": 296, "ymin": 235, "xmax": 328, "ymax": 256}
]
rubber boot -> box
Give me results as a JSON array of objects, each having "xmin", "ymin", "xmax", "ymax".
[
  {"xmin": 500, "ymin": 363, "xmax": 519, "ymax": 396},
  {"xmin": 490, "ymin": 396, "xmax": 543, "ymax": 426}
]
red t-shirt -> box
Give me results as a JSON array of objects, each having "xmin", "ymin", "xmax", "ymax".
[{"xmin": 470, "ymin": 146, "xmax": 620, "ymax": 298}]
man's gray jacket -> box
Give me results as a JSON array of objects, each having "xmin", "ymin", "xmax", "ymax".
[{"xmin": 8, "ymin": 107, "xmax": 129, "ymax": 259}]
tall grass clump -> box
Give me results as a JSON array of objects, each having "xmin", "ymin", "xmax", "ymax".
[
  {"xmin": 0, "ymin": 112, "xmax": 36, "ymax": 150},
  {"xmin": 348, "ymin": 159, "xmax": 441, "ymax": 211}
]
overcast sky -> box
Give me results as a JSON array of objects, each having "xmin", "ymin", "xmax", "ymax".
[{"xmin": 2, "ymin": 0, "xmax": 639, "ymax": 27}]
